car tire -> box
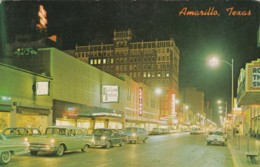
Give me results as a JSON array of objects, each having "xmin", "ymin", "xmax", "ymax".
[
  {"xmin": 81, "ymin": 144, "xmax": 89, "ymax": 152},
  {"xmin": 30, "ymin": 151, "xmax": 38, "ymax": 156},
  {"xmin": 105, "ymin": 141, "xmax": 111, "ymax": 149},
  {"xmin": 0, "ymin": 151, "xmax": 11, "ymax": 165},
  {"xmin": 119, "ymin": 140, "xmax": 124, "ymax": 147},
  {"xmin": 55, "ymin": 144, "xmax": 65, "ymax": 156},
  {"xmin": 207, "ymin": 141, "xmax": 210, "ymax": 145}
]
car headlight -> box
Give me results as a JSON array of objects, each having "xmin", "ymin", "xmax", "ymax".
[
  {"xmin": 101, "ymin": 136, "xmax": 106, "ymax": 140},
  {"xmin": 50, "ymin": 138, "xmax": 55, "ymax": 143},
  {"xmin": 24, "ymin": 137, "xmax": 29, "ymax": 142}
]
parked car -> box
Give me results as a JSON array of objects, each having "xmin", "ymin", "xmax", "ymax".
[
  {"xmin": 1, "ymin": 127, "xmax": 41, "ymax": 141},
  {"xmin": 149, "ymin": 128, "xmax": 163, "ymax": 135},
  {"xmin": 28, "ymin": 126, "xmax": 94, "ymax": 156},
  {"xmin": 92, "ymin": 128, "xmax": 125, "ymax": 149},
  {"xmin": 206, "ymin": 130, "xmax": 227, "ymax": 146},
  {"xmin": 124, "ymin": 127, "xmax": 149, "ymax": 144},
  {"xmin": 0, "ymin": 134, "xmax": 29, "ymax": 165}
]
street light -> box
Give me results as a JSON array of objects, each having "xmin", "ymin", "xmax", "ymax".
[{"xmin": 208, "ymin": 56, "xmax": 234, "ymax": 119}]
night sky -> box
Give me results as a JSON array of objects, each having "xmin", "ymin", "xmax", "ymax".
[{"xmin": 1, "ymin": 0, "xmax": 260, "ymax": 122}]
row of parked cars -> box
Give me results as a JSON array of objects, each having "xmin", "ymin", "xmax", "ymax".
[{"xmin": 0, "ymin": 126, "xmax": 149, "ymax": 165}]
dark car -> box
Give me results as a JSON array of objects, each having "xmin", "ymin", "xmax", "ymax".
[
  {"xmin": 92, "ymin": 128, "xmax": 125, "ymax": 149},
  {"xmin": 124, "ymin": 127, "xmax": 149, "ymax": 144}
]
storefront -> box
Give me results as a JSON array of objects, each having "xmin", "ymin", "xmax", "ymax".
[
  {"xmin": 53, "ymin": 100, "xmax": 124, "ymax": 133},
  {"xmin": 237, "ymin": 59, "xmax": 260, "ymax": 136}
]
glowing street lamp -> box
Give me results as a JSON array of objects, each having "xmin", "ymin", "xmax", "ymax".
[{"xmin": 208, "ymin": 56, "xmax": 234, "ymax": 118}]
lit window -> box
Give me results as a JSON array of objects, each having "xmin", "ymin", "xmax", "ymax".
[
  {"xmin": 158, "ymin": 72, "xmax": 161, "ymax": 77},
  {"xmin": 90, "ymin": 59, "xmax": 93, "ymax": 65},
  {"xmin": 94, "ymin": 59, "xmax": 97, "ymax": 65},
  {"xmin": 143, "ymin": 72, "xmax": 147, "ymax": 78},
  {"xmin": 98, "ymin": 59, "xmax": 101, "ymax": 64},
  {"xmin": 166, "ymin": 71, "xmax": 169, "ymax": 77},
  {"xmin": 111, "ymin": 59, "xmax": 114, "ymax": 64},
  {"xmin": 103, "ymin": 59, "xmax": 106, "ymax": 64},
  {"xmin": 147, "ymin": 72, "xmax": 151, "ymax": 77}
]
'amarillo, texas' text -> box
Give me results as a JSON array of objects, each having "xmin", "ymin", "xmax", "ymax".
[{"xmin": 179, "ymin": 7, "xmax": 251, "ymax": 16}]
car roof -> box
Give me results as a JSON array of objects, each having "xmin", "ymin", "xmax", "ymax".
[{"xmin": 47, "ymin": 126, "xmax": 85, "ymax": 130}]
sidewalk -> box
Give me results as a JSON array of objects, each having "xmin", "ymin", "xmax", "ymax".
[{"xmin": 228, "ymin": 134, "xmax": 260, "ymax": 167}]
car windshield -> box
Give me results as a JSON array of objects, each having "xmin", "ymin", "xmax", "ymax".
[
  {"xmin": 212, "ymin": 131, "xmax": 224, "ymax": 136},
  {"xmin": 125, "ymin": 128, "xmax": 137, "ymax": 133},
  {"xmin": 93, "ymin": 129, "xmax": 112, "ymax": 135},
  {"xmin": 45, "ymin": 128, "xmax": 69, "ymax": 136}
]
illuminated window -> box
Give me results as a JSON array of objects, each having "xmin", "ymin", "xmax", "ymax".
[
  {"xmin": 111, "ymin": 58, "xmax": 114, "ymax": 64},
  {"xmin": 103, "ymin": 59, "xmax": 106, "ymax": 64},
  {"xmin": 158, "ymin": 72, "xmax": 161, "ymax": 77},
  {"xmin": 147, "ymin": 72, "xmax": 151, "ymax": 77},
  {"xmin": 166, "ymin": 71, "xmax": 169, "ymax": 77},
  {"xmin": 90, "ymin": 59, "xmax": 93, "ymax": 64},
  {"xmin": 98, "ymin": 59, "xmax": 101, "ymax": 64},
  {"xmin": 143, "ymin": 72, "xmax": 147, "ymax": 78},
  {"xmin": 94, "ymin": 59, "xmax": 97, "ymax": 64}
]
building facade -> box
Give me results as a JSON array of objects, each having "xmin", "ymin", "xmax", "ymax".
[
  {"xmin": 237, "ymin": 59, "xmax": 260, "ymax": 136},
  {"xmin": 74, "ymin": 29, "xmax": 180, "ymax": 125},
  {"xmin": 0, "ymin": 48, "xmax": 160, "ymax": 132},
  {"xmin": 181, "ymin": 87, "xmax": 205, "ymax": 125},
  {"xmin": 0, "ymin": 63, "xmax": 52, "ymax": 133}
]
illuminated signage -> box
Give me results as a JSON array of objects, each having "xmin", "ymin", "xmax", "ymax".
[
  {"xmin": 102, "ymin": 85, "xmax": 119, "ymax": 102},
  {"xmin": 0, "ymin": 96, "xmax": 11, "ymax": 101},
  {"xmin": 36, "ymin": 81, "xmax": 49, "ymax": 95},
  {"xmin": 139, "ymin": 87, "xmax": 143, "ymax": 116},
  {"xmin": 250, "ymin": 67, "xmax": 260, "ymax": 89}
]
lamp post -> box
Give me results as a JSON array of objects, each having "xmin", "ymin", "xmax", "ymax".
[{"xmin": 208, "ymin": 57, "xmax": 234, "ymax": 120}]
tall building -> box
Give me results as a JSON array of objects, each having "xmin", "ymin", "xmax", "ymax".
[
  {"xmin": 74, "ymin": 29, "xmax": 180, "ymax": 123},
  {"xmin": 182, "ymin": 87, "xmax": 205, "ymax": 125}
]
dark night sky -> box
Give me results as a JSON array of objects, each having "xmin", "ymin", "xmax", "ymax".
[{"xmin": 1, "ymin": 0, "xmax": 260, "ymax": 122}]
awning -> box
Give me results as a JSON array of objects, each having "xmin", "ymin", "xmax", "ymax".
[
  {"xmin": 79, "ymin": 106, "xmax": 122, "ymax": 118},
  {"xmin": 17, "ymin": 106, "xmax": 51, "ymax": 115},
  {"xmin": 0, "ymin": 104, "xmax": 13, "ymax": 112}
]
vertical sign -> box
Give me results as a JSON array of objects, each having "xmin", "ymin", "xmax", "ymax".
[
  {"xmin": 139, "ymin": 87, "xmax": 143, "ymax": 116},
  {"xmin": 171, "ymin": 94, "xmax": 176, "ymax": 115}
]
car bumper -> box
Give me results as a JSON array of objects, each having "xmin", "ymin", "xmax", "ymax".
[
  {"xmin": 94, "ymin": 140, "xmax": 107, "ymax": 147},
  {"xmin": 29, "ymin": 144, "xmax": 57, "ymax": 152}
]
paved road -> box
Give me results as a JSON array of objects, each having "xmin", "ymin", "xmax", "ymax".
[{"xmin": 6, "ymin": 132, "xmax": 233, "ymax": 167}]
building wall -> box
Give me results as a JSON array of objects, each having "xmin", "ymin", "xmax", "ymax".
[
  {"xmin": 73, "ymin": 29, "xmax": 180, "ymax": 119},
  {"xmin": 0, "ymin": 63, "xmax": 52, "ymax": 132},
  {"xmin": 39, "ymin": 48, "xmax": 160, "ymax": 130}
]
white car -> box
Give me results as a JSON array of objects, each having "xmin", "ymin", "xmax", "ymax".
[
  {"xmin": 0, "ymin": 134, "xmax": 29, "ymax": 165},
  {"xmin": 206, "ymin": 130, "xmax": 227, "ymax": 146}
]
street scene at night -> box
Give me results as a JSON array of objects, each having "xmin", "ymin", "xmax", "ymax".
[{"xmin": 0, "ymin": 0, "xmax": 260, "ymax": 167}]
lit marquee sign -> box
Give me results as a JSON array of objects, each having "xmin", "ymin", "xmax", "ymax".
[
  {"xmin": 102, "ymin": 85, "xmax": 119, "ymax": 102},
  {"xmin": 250, "ymin": 67, "xmax": 260, "ymax": 89},
  {"xmin": 139, "ymin": 87, "xmax": 143, "ymax": 116}
]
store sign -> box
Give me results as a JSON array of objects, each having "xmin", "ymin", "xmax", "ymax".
[
  {"xmin": 171, "ymin": 94, "xmax": 176, "ymax": 116},
  {"xmin": 102, "ymin": 85, "xmax": 119, "ymax": 102},
  {"xmin": 0, "ymin": 96, "xmax": 11, "ymax": 101},
  {"xmin": 36, "ymin": 81, "xmax": 49, "ymax": 95},
  {"xmin": 251, "ymin": 67, "xmax": 260, "ymax": 89},
  {"xmin": 139, "ymin": 87, "xmax": 143, "ymax": 116}
]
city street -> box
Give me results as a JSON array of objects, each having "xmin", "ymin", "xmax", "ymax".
[{"xmin": 6, "ymin": 132, "xmax": 233, "ymax": 167}]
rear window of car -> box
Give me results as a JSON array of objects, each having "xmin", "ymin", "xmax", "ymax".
[
  {"xmin": 93, "ymin": 129, "xmax": 112, "ymax": 135},
  {"xmin": 212, "ymin": 131, "xmax": 224, "ymax": 135},
  {"xmin": 125, "ymin": 128, "xmax": 137, "ymax": 133}
]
